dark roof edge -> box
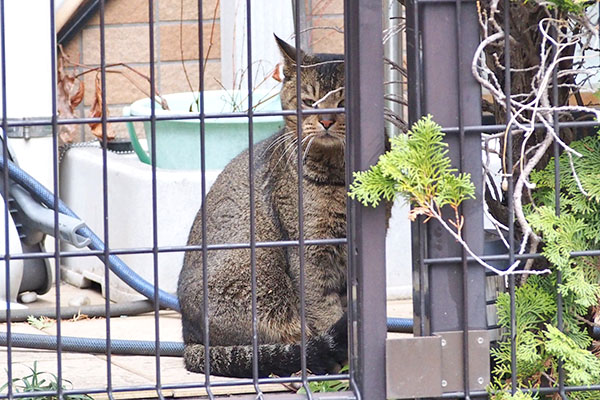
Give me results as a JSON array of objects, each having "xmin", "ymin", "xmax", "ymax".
[{"xmin": 57, "ymin": 0, "xmax": 100, "ymax": 45}]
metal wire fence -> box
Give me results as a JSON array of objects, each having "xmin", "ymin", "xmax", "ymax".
[
  {"xmin": 6, "ymin": 0, "xmax": 597, "ymax": 399},
  {"xmin": 0, "ymin": 1, "xmax": 387, "ymax": 399}
]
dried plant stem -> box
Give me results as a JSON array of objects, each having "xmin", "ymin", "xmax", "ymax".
[
  {"xmin": 428, "ymin": 205, "xmax": 550, "ymax": 276},
  {"xmin": 71, "ymin": 63, "xmax": 169, "ymax": 110},
  {"xmin": 473, "ymin": 8, "xmax": 600, "ymax": 270},
  {"xmin": 180, "ymin": 0, "xmax": 195, "ymax": 95},
  {"xmin": 203, "ymin": 0, "xmax": 220, "ymax": 74}
]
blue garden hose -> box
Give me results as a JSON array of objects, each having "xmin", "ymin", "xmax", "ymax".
[
  {"xmin": 0, "ymin": 155, "xmax": 180, "ymax": 311},
  {"xmin": 0, "ymin": 320, "xmax": 416, "ymax": 357},
  {"xmin": 0, "ymin": 331, "xmax": 184, "ymax": 356},
  {"xmin": 387, "ymin": 317, "xmax": 413, "ymax": 333}
]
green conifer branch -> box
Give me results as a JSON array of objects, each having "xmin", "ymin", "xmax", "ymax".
[
  {"xmin": 493, "ymin": 132, "xmax": 600, "ymax": 398},
  {"xmin": 348, "ymin": 115, "xmax": 475, "ymax": 214},
  {"xmin": 349, "ymin": 115, "xmax": 550, "ymax": 276}
]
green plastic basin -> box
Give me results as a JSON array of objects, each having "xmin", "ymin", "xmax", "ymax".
[{"xmin": 125, "ymin": 90, "xmax": 284, "ymax": 170}]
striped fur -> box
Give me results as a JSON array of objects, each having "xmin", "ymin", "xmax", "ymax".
[{"xmin": 177, "ymin": 36, "xmax": 347, "ymax": 378}]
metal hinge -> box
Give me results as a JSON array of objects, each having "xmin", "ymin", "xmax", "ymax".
[{"xmin": 386, "ymin": 330, "xmax": 490, "ymax": 399}]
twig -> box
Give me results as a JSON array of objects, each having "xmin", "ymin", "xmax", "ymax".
[
  {"xmin": 72, "ymin": 62, "xmax": 169, "ymax": 111},
  {"xmin": 428, "ymin": 204, "xmax": 550, "ymax": 276},
  {"xmin": 574, "ymin": 313, "xmax": 600, "ymax": 328},
  {"xmin": 203, "ymin": 0, "xmax": 221, "ymax": 73},
  {"xmin": 180, "ymin": 0, "xmax": 195, "ymax": 95},
  {"xmin": 294, "ymin": 26, "xmax": 344, "ymax": 35},
  {"xmin": 312, "ymin": 87, "xmax": 344, "ymax": 108}
]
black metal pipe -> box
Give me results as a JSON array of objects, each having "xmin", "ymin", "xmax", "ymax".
[{"xmin": 344, "ymin": 1, "xmax": 387, "ymax": 399}]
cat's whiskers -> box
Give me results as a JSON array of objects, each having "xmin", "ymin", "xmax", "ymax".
[
  {"xmin": 263, "ymin": 130, "xmax": 296, "ymax": 156},
  {"xmin": 280, "ymin": 128, "xmax": 323, "ymax": 167},
  {"xmin": 303, "ymin": 135, "xmax": 319, "ymax": 162},
  {"xmin": 275, "ymin": 136, "xmax": 301, "ymax": 167},
  {"xmin": 285, "ymin": 132, "xmax": 317, "ymax": 166},
  {"xmin": 295, "ymin": 132, "xmax": 320, "ymax": 164},
  {"xmin": 266, "ymin": 128, "xmax": 307, "ymax": 167},
  {"xmin": 269, "ymin": 123, "xmax": 342, "ymax": 168}
]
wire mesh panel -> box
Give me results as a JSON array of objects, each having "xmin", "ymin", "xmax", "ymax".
[
  {"xmin": 0, "ymin": 1, "xmax": 386, "ymax": 399},
  {"xmin": 406, "ymin": 0, "xmax": 600, "ymax": 398}
]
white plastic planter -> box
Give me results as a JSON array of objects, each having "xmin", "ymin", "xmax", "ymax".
[{"xmin": 60, "ymin": 147, "xmax": 219, "ymax": 302}]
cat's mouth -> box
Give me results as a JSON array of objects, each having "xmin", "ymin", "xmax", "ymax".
[
  {"xmin": 296, "ymin": 128, "xmax": 346, "ymax": 161},
  {"xmin": 315, "ymin": 130, "xmax": 344, "ymax": 144},
  {"xmin": 305, "ymin": 130, "xmax": 345, "ymax": 152},
  {"xmin": 318, "ymin": 131, "xmax": 336, "ymax": 140}
]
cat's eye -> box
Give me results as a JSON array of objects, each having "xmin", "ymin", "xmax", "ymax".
[
  {"xmin": 302, "ymin": 99, "xmax": 316, "ymax": 108},
  {"xmin": 338, "ymin": 100, "xmax": 345, "ymax": 108}
]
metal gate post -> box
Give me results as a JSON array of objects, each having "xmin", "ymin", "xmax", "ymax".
[
  {"xmin": 344, "ymin": 1, "xmax": 387, "ymax": 399},
  {"xmin": 407, "ymin": 0, "xmax": 487, "ymax": 335},
  {"xmin": 424, "ymin": 1, "xmax": 486, "ymax": 333},
  {"xmin": 405, "ymin": 0, "xmax": 489, "ymax": 394}
]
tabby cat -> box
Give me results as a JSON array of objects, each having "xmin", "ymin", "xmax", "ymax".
[{"xmin": 177, "ymin": 35, "xmax": 348, "ymax": 378}]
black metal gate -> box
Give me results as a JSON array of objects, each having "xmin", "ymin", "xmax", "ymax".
[{"xmin": 401, "ymin": 0, "xmax": 600, "ymax": 398}]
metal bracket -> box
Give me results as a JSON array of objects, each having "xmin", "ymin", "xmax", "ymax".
[
  {"xmin": 437, "ymin": 330, "xmax": 490, "ymax": 393},
  {"xmin": 386, "ymin": 335, "xmax": 443, "ymax": 399},
  {"xmin": 386, "ymin": 330, "xmax": 490, "ymax": 399}
]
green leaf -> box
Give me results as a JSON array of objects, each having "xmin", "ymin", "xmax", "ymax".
[
  {"xmin": 348, "ymin": 115, "xmax": 475, "ymax": 212},
  {"xmin": 544, "ymin": 324, "xmax": 600, "ymax": 386}
]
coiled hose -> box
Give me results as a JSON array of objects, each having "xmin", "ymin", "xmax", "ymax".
[
  {"xmin": 0, "ymin": 155, "xmax": 414, "ymax": 355},
  {"xmin": 0, "ymin": 155, "xmax": 179, "ymax": 311},
  {"xmin": 0, "ymin": 331, "xmax": 184, "ymax": 356}
]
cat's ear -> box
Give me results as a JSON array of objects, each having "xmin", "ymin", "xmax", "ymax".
[
  {"xmin": 274, "ymin": 35, "xmax": 298, "ymax": 62},
  {"xmin": 274, "ymin": 34, "xmax": 305, "ymax": 78}
]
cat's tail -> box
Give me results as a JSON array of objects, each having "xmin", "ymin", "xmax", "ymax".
[{"xmin": 183, "ymin": 315, "xmax": 348, "ymax": 378}]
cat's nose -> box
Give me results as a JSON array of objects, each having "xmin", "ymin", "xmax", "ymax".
[{"xmin": 319, "ymin": 115, "xmax": 336, "ymax": 130}]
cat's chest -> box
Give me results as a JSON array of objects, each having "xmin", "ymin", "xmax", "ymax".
[
  {"xmin": 303, "ymin": 183, "xmax": 346, "ymax": 228},
  {"xmin": 271, "ymin": 179, "xmax": 347, "ymax": 239}
]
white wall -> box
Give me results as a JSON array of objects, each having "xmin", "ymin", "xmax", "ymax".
[
  {"xmin": 1, "ymin": 1, "xmax": 53, "ymax": 119},
  {"xmin": 219, "ymin": 0, "xmax": 294, "ymax": 92},
  {"xmin": 1, "ymin": 1, "xmax": 55, "ymax": 193}
]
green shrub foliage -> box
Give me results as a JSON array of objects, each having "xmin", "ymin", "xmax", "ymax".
[
  {"xmin": 491, "ymin": 134, "xmax": 600, "ymax": 398},
  {"xmin": 348, "ymin": 115, "xmax": 475, "ymax": 216}
]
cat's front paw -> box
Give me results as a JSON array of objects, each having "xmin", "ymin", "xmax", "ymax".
[
  {"xmin": 328, "ymin": 313, "xmax": 348, "ymax": 366},
  {"xmin": 306, "ymin": 314, "xmax": 348, "ymax": 374}
]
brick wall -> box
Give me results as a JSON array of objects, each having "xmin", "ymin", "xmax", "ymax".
[
  {"xmin": 61, "ymin": 0, "xmax": 343, "ymax": 141},
  {"xmin": 308, "ymin": 0, "xmax": 344, "ymax": 54}
]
